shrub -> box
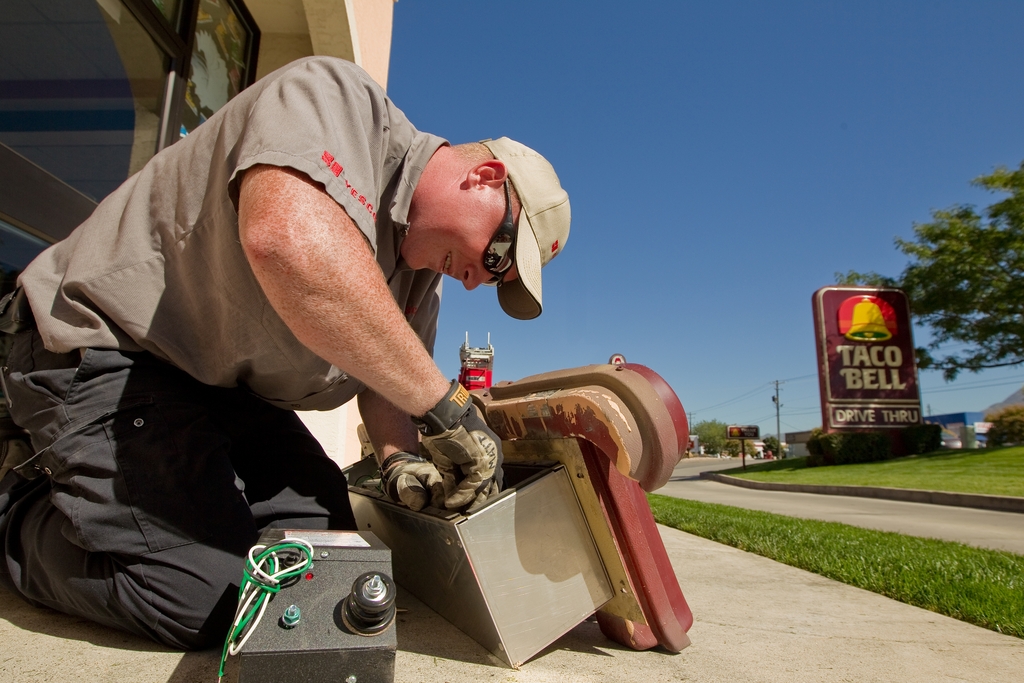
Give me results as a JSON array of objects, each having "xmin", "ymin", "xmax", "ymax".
[
  {"xmin": 985, "ymin": 404, "xmax": 1024, "ymax": 447},
  {"xmin": 837, "ymin": 432, "xmax": 890, "ymax": 464},
  {"xmin": 806, "ymin": 428, "xmax": 835, "ymax": 467},
  {"xmin": 806, "ymin": 428, "xmax": 890, "ymax": 466},
  {"xmin": 902, "ymin": 423, "xmax": 942, "ymax": 454}
]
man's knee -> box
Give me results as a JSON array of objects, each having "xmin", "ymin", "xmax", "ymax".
[
  {"xmin": 120, "ymin": 543, "xmax": 250, "ymax": 650},
  {"xmin": 4, "ymin": 488, "xmax": 251, "ymax": 652},
  {"xmin": 154, "ymin": 580, "xmax": 239, "ymax": 651}
]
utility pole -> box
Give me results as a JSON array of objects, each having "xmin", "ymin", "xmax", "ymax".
[{"xmin": 771, "ymin": 380, "xmax": 783, "ymax": 458}]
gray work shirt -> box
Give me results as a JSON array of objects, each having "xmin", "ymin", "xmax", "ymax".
[{"xmin": 18, "ymin": 57, "xmax": 445, "ymax": 411}]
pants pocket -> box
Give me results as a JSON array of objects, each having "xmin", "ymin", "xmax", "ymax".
[
  {"xmin": 48, "ymin": 402, "xmax": 251, "ymax": 555},
  {"xmin": 109, "ymin": 402, "xmax": 252, "ymax": 554}
]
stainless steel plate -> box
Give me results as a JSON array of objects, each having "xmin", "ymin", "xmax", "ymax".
[{"xmin": 348, "ymin": 465, "xmax": 613, "ymax": 667}]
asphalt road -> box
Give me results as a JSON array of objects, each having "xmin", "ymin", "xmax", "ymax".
[{"xmin": 654, "ymin": 457, "xmax": 1024, "ymax": 555}]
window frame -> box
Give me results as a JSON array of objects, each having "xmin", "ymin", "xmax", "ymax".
[{"xmin": 121, "ymin": 0, "xmax": 261, "ymax": 153}]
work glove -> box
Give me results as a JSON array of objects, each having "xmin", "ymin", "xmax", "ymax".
[
  {"xmin": 413, "ymin": 381, "xmax": 504, "ymax": 512},
  {"xmin": 379, "ymin": 451, "xmax": 443, "ymax": 511}
]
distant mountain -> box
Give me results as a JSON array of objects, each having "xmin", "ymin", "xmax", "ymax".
[{"xmin": 983, "ymin": 386, "xmax": 1024, "ymax": 416}]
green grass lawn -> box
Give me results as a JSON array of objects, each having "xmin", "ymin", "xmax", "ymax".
[
  {"xmin": 722, "ymin": 446, "xmax": 1024, "ymax": 497},
  {"xmin": 648, "ymin": 494, "xmax": 1024, "ymax": 638}
]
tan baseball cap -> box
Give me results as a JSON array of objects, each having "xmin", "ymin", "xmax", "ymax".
[{"xmin": 480, "ymin": 137, "xmax": 571, "ymax": 320}]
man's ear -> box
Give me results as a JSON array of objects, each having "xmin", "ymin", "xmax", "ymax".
[{"xmin": 467, "ymin": 159, "xmax": 508, "ymax": 189}]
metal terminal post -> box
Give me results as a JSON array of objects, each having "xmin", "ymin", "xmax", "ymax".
[
  {"xmin": 281, "ymin": 604, "xmax": 300, "ymax": 628},
  {"xmin": 362, "ymin": 575, "xmax": 385, "ymax": 600},
  {"xmin": 342, "ymin": 571, "xmax": 397, "ymax": 636}
]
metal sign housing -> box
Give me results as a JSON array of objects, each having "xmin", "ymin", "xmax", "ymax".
[{"xmin": 727, "ymin": 425, "xmax": 760, "ymax": 439}]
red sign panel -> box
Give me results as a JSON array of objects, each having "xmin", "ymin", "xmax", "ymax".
[{"xmin": 813, "ymin": 286, "xmax": 922, "ymax": 430}]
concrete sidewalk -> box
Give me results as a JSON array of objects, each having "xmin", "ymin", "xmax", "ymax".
[
  {"xmin": 2, "ymin": 523, "xmax": 1021, "ymax": 682},
  {"xmin": 657, "ymin": 459, "xmax": 1024, "ymax": 555}
]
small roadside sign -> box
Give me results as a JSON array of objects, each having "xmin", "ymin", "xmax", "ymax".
[
  {"xmin": 727, "ymin": 425, "xmax": 759, "ymax": 470},
  {"xmin": 727, "ymin": 425, "xmax": 760, "ymax": 439}
]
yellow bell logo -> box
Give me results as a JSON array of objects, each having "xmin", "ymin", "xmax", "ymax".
[{"xmin": 838, "ymin": 295, "xmax": 897, "ymax": 341}]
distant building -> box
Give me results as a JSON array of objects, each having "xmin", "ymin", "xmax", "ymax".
[
  {"xmin": 924, "ymin": 412, "xmax": 988, "ymax": 448},
  {"xmin": 458, "ymin": 333, "xmax": 494, "ymax": 391},
  {"xmin": 785, "ymin": 430, "xmax": 815, "ymax": 458}
]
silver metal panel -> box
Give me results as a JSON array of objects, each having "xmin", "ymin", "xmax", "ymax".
[
  {"xmin": 457, "ymin": 467, "xmax": 614, "ymax": 667},
  {"xmin": 348, "ymin": 465, "xmax": 613, "ymax": 668},
  {"xmin": 349, "ymin": 493, "xmax": 505, "ymax": 658}
]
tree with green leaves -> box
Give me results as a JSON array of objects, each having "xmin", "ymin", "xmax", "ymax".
[
  {"xmin": 839, "ymin": 162, "xmax": 1024, "ymax": 380},
  {"xmin": 985, "ymin": 404, "xmax": 1024, "ymax": 447},
  {"xmin": 692, "ymin": 419, "xmax": 727, "ymax": 455},
  {"xmin": 723, "ymin": 439, "xmax": 753, "ymax": 458},
  {"xmin": 763, "ymin": 435, "xmax": 782, "ymax": 458}
]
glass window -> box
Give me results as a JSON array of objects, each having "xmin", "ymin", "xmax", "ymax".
[
  {"xmin": 180, "ymin": 0, "xmax": 255, "ymax": 137},
  {"xmin": 148, "ymin": 0, "xmax": 182, "ymax": 24},
  {"xmin": 0, "ymin": 0, "xmax": 170, "ymax": 202}
]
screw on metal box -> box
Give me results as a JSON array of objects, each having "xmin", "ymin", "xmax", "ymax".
[
  {"xmin": 280, "ymin": 604, "xmax": 301, "ymax": 628},
  {"xmin": 345, "ymin": 676, "xmax": 357, "ymax": 683},
  {"xmin": 341, "ymin": 572, "xmax": 396, "ymax": 636}
]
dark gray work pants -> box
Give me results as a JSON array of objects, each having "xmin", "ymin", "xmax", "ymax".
[{"xmin": 0, "ymin": 330, "xmax": 356, "ymax": 649}]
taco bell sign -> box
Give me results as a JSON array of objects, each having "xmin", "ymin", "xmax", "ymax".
[{"xmin": 813, "ymin": 286, "xmax": 922, "ymax": 430}]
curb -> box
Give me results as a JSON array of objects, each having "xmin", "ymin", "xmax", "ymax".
[{"xmin": 699, "ymin": 471, "xmax": 1024, "ymax": 514}]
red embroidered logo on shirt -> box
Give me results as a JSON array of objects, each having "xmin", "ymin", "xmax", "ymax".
[
  {"xmin": 551, "ymin": 239, "xmax": 559, "ymax": 253},
  {"xmin": 321, "ymin": 150, "xmax": 343, "ymax": 176},
  {"xmin": 321, "ymin": 150, "xmax": 377, "ymax": 221}
]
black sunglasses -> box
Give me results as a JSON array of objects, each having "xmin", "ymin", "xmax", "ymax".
[{"xmin": 483, "ymin": 181, "xmax": 516, "ymax": 285}]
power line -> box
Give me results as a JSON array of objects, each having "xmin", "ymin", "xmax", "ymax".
[
  {"xmin": 923, "ymin": 373, "xmax": 1024, "ymax": 390},
  {"xmin": 922, "ymin": 378, "xmax": 1024, "ymax": 396},
  {"xmin": 691, "ymin": 374, "xmax": 818, "ymax": 415},
  {"xmin": 691, "ymin": 384, "xmax": 773, "ymax": 413}
]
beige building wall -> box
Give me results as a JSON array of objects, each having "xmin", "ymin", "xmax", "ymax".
[
  {"xmin": 244, "ymin": 0, "xmax": 395, "ymax": 467},
  {"xmin": 246, "ymin": 0, "xmax": 394, "ymax": 88}
]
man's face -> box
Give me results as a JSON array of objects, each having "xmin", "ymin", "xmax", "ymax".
[{"xmin": 402, "ymin": 167, "xmax": 519, "ymax": 290}]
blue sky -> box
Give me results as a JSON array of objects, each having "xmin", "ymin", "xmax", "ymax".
[{"xmin": 387, "ymin": 1, "xmax": 1024, "ymax": 437}]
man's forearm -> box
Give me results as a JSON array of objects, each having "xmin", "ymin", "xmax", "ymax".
[
  {"xmin": 238, "ymin": 164, "xmax": 449, "ymax": 417},
  {"xmin": 358, "ymin": 389, "xmax": 421, "ymax": 463}
]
